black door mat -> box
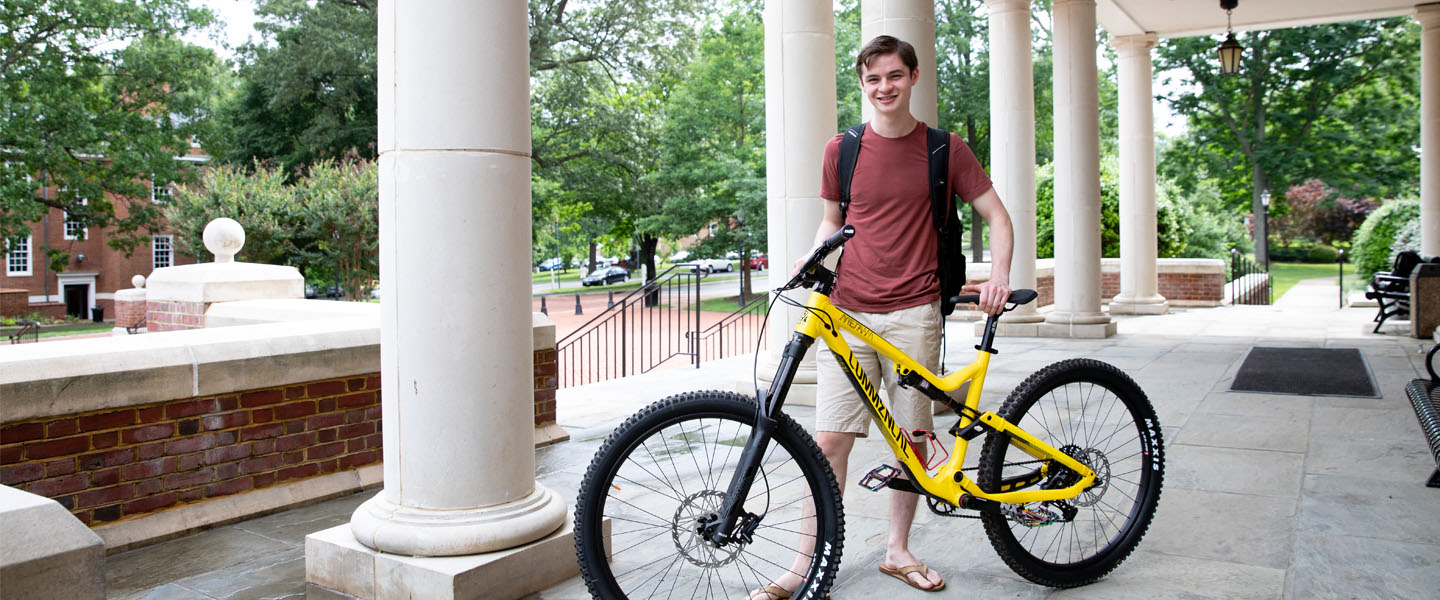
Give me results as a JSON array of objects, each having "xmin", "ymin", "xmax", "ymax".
[{"xmin": 1230, "ymin": 347, "xmax": 1378, "ymax": 397}]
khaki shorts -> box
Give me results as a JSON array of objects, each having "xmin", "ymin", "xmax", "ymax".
[{"xmin": 816, "ymin": 301, "xmax": 940, "ymax": 438}]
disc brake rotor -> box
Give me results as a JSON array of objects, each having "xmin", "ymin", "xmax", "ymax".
[{"xmin": 674, "ymin": 490, "xmax": 742, "ymax": 567}]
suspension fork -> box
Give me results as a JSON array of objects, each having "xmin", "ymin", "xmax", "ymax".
[{"xmin": 701, "ymin": 331, "xmax": 816, "ymax": 545}]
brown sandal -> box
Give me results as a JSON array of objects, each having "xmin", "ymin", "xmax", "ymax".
[
  {"xmin": 745, "ymin": 583, "xmax": 792, "ymax": 600},
  {"xmin": 878, "ymin": 562, "xmax": 947, "ymax": 592}
]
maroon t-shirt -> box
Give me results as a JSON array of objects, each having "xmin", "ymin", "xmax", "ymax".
[{"xmin": 819, "ymin": 122, "xmax": 992, "ymax": 312}]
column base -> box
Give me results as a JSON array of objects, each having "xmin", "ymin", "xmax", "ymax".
[
  {"xmin": 306, "ymin": 511, "xmax": 582, "ymax": 600},
  {"xmin": 1107, "ymin": 294, "xmax": 1169, "ymax": 315},
  {"xmin": 1036, "ymin": 320, "xmax": 1118, "ymax": 338},
  {"xmin": 350, "ymin": 484, "xmax": 567, "ymax": 557}
]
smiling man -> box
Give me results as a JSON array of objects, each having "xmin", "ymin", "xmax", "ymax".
[{"xmin": 755, "ymin": 35, "xmax": 1014, "ymax": 599}]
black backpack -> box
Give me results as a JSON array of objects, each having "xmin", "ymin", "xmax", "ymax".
[{"xmin": 836, "ymin": 123, "xmax": 968, "ymax": 316}]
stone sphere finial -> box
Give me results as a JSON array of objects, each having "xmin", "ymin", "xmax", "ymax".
[
  {"xmin": 203, "ymin": 218, "xmax": 245, "ymax": 263},
  {"xmin": 132, "ymin": 274, "xmax": 146, "ymax": 289}
]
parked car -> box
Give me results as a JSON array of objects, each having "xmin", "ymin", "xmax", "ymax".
[
  {"xmin": 582, "ymin": 266, "xmax": 630, "ymax": 286},
  {"xmin": 749, "ymin": 253, "xmax": 768, "ymax": 270},
  {"xmin": 668, "ymin": 250, "xmax": 691, "ymax": 263},
  {"xmin": 693, "ymin": 258, "xmax": 733, "ymax": 273},
  {"xmin": 537, "ymin": 257, "xmax": 563, "ymax": 271}
]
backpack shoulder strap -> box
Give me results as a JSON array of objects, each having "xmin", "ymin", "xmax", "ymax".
[
  {"xmin": 837, "ymin": 124, "xmax": 866, "ymax": 222},
  {"xmin": 926, "ymin": 127, "xmax": 952, "ymax": 231}
]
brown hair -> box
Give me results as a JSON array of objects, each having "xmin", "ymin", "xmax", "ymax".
[{"xmin": 855, "ymin": 35, "xmax": 918, "ymax": 77}]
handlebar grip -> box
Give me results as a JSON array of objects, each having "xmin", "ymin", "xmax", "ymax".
[{"xmin": 821, "ymin": 225, "xmax": 856, "ymax": 252}]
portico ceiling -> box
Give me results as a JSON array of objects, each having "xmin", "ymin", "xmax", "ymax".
[{"xmin": 1099, "ymin": 0, "xmax": 1419, "ymax": 39}]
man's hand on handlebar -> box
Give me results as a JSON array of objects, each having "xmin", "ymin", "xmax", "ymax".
[{"xmin": 962, "ymin": 278, "xmax": 1011, "ymax": 316}]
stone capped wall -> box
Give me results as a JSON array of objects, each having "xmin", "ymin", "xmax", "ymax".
[{"xmin": 0, "ymin": 374, "xmax": 381, "ymax": 525}]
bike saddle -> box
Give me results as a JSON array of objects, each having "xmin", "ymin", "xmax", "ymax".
[{"xmin": 951, "ymin": 289, "xmax": 1039, "ymax": 308}]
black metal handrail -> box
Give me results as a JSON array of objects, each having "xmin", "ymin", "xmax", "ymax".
[
  {"xmin": 697, "ymin": 294, "xmax": 768, "ymax": 362},
  {"xmin": 7, "ymin": 320, "xmax": 39, "ymax": 344},
  {"xmin": 1228, "ymin": 249, "xmax": 1271, "ymax": 305},
  {"xmin": 557, "ymin": 265, "xmax": 704, "ymax": 388}
]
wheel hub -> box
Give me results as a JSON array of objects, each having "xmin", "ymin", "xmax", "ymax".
[
  {"xmin": 1072, "ymin": 447, "xmax": 1111, "ymax": 507},
  {"xmin": 674, "ymin": 490, "xmax": 742, "ymax": 567}
]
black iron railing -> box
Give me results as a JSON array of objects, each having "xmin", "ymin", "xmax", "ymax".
[
  {"xmin": 1227, "ymin": 249, "xmax": 1271, "ymax": 305},
  {"xmin": 697, "ymin": 294, "xmax": 768, "ymax": 362},
  {"xmin": 6, "ymin": 320, "xmax": 39, "ymax": 344},
  {"xmin": 557, "ymin": 265, "xmax": 703, "ymax": 388}
]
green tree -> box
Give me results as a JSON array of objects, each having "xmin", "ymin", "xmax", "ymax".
[
  {"xmin": 1156, "ymin": 18, "xmax": 1419, "ymax": 263},
  {"xmin": 166, "ymin": 162, "xmax": 296, "ymax": 265},
  {"xmin": 294, "ymin": 158, "xmax": 378, "ymax": 299},
  {"xmin": 648, "ymin": 5, "xmax": 766, "ymax": 295},
  {"xmin": 527, "ymin": 0, "xmax": 706, "ymax": 283},
  {"xmin": 1, "ymin": 0, "xmax": 220, "ymax": 266},
  {"xmin": 220, "ymin": 0, "xmax": 378, "ymax": 173},
  {"xmin": 166, "ymin": 158, "xmax": 378, "ymax": 299}
]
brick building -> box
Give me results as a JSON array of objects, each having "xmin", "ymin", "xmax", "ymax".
[{"xmin": 3, "ymin": 165, "xmax": 203, "ymax": 321}]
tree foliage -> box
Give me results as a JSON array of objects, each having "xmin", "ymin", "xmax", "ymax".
[
  {"xmin": 1156, "ymin": 17, "xmax": 1419, "ymax": 261},
  {"xmin": 166, "ymin": 157, "xmax": 378, "ymax": 299},
  {"xmin": 219, "ymin": 0, "xmax": 378, "ymax": 174},
  {"xmin": 1273, "ymin": 179, "xmax": 1376, "ymax": 246},
  {"xmin": 1, "ymin": 0, "xmax": 221, "ymax": 266}
]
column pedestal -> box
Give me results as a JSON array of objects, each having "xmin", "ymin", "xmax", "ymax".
[{"xmin": 307, "ymin": 516, "xmax": 578, "ymax": 600}]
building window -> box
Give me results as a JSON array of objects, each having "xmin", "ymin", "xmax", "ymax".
[
  {"xmin": 64, "ymin": 198, "xmax": 87, "ymax": 240},
  {"xmin": 152, "ymin": 235, "xmax": 173, "ymax": 270},
  {"xmin": 6, "ymin": 236, "xmax": 31, "ymax": 276},
  {"xmin": 152, "ymin": 180, "xmax": 172, "ymax": 204}
]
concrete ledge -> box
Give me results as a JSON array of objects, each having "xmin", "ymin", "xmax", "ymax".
[
  {"xmin": 93, "ymin": 464, "xmax": 383, "ymax": 554},
  {"xmin": 0, "ymin": 485, "xmax": 105, "ymax": 599},
  {"xmin": 533, "ymin": 423, "xmax": 570, "ymax": 447},
  {"xmin": 0, "ymin": 317, "xmax": 379, "ymax": 422},
  {"xmin": 307, "ymin": 511, "xmax": 579, "ymax": 600},
  {"xmin": 146, "ymin": 262, "xmax": 303, "ymax": 303},
  {"xmin": 204, "ymin": 298, "xmax": 378, "ymax": 327}
]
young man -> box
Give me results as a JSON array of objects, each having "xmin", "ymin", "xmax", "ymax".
[{"xmin": 760, "ymin": 35, "xmax": 1013, "ymax": 598}]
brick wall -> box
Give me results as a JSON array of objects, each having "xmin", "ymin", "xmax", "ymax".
[
  {"xmin": 115, "ymin": 296, "xmax": 146, "ymax": 328},
  {"xmin": 1160, "ymin": 272, "xmax": 1225, "ymax": 302},
  {"xmin": 534, "ymin": 348, "xmax": 557, "ymax": 427},
  {"xmin": 0, "ymin": 374, "xmax": 381, "ymax": 526},
  {"xmin": 146, "ymin": 300, "xmax": 207, "ymax": 332},
  {"xmin": 0, "ymin": 289, "xmax": 25, "ymax": 318}
]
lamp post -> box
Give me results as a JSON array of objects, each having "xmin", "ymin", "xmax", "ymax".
[{"xmin": 1260, "ymin": 189, "xmax": 1270, "ymax": 270}]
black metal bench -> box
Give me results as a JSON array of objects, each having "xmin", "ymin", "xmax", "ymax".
[
  {"xmin": 1365, "ymin": 250, "xmax": 1425, "ymax": 333},
  {"xmin": 1404, "ymin": 376, "xmax": 1440, "ymax": 488}
]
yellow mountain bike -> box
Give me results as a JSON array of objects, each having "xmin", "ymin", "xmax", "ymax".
[{"xmin": 575, "ymin": 225, "xmax": 1164, "ymax": 599}]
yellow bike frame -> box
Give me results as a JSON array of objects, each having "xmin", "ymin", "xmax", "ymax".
[{"xmin": 795, "ymin": 290, "xmax": 1097, "ymax": 507}]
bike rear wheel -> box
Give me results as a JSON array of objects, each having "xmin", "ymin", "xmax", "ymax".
[
  {"xmin": 575, "ymin": 391, "xmax": 844, "ymax": 599},
  {"xmin": 977, "ymin": 359, "xmax": 1164, "ymax": 587}
]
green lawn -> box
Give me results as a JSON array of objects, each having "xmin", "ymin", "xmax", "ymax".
[{"xmin": 1269, "ymin": 261, "xmax": 1348, "ymax": 301}]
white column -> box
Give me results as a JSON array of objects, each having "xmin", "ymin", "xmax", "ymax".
[
  {"xmin": 860, "ymin": 0, "xmax": 938, "ymax": 125},
  {"xmin": 351, "ymin": 0, "xmax": 565, "ymax": 557},
  {"xmin": 1419, "ymin": 4, "xmax": 1440, "ymax": 257},
  {"xmin": 986, "ymin": 0, "xmax": 1042, "ymax": 329},
  {"xmin": 759, "ymin": 0, "xmax": 837, "ymax": 403},
  {"xmin": 1108, "ymin": 33, "xmax": 1168, "ymax": 315},
  {"xmin": 1043, "ymin": 0, "xmax": 1114, "ymax": 337}
]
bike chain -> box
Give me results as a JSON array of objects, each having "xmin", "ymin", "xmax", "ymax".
[{"xmin": 926, "ymin": 459, "xmax": 1050, "ymax": 520}]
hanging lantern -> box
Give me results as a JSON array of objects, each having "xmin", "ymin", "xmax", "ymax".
[{"xmin": 1218, "ymin": 0, "xmax": 1242, "ymax": 75}]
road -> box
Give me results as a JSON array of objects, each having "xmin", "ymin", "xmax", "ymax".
[{"xmin": 532, "ymin": 268, "xmax": 774, "ymax": 301}]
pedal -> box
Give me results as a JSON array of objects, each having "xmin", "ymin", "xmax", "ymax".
[{"xmin": 859, "ymin": 464, "xmax": 901, "ymax": 491}]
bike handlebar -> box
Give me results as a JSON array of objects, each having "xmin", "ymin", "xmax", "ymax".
[{"xmin": 783, "ymin": 225, "xmax": 855, "ymax": 290}]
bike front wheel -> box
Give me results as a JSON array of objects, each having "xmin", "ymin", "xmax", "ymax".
[
  {"xmin": 977, "ymin": 359, "xmax": 1164, "ymax": 588},
  {"xmin": 575, "ymin": 391, "xmax": 844, "ymax": 599}
]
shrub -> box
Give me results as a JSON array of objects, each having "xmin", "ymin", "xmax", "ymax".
[
  {"xmin": 1035, "ymin": 159, "xmax": 1186, "ymax": 259},
  {"xmin": 1350, "ymin": 198, "xmax": 1420, "ymax": 278},
  {"xmin": 1269, "ymin": 242, "xmax": 1340, "ymax": 264}
]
